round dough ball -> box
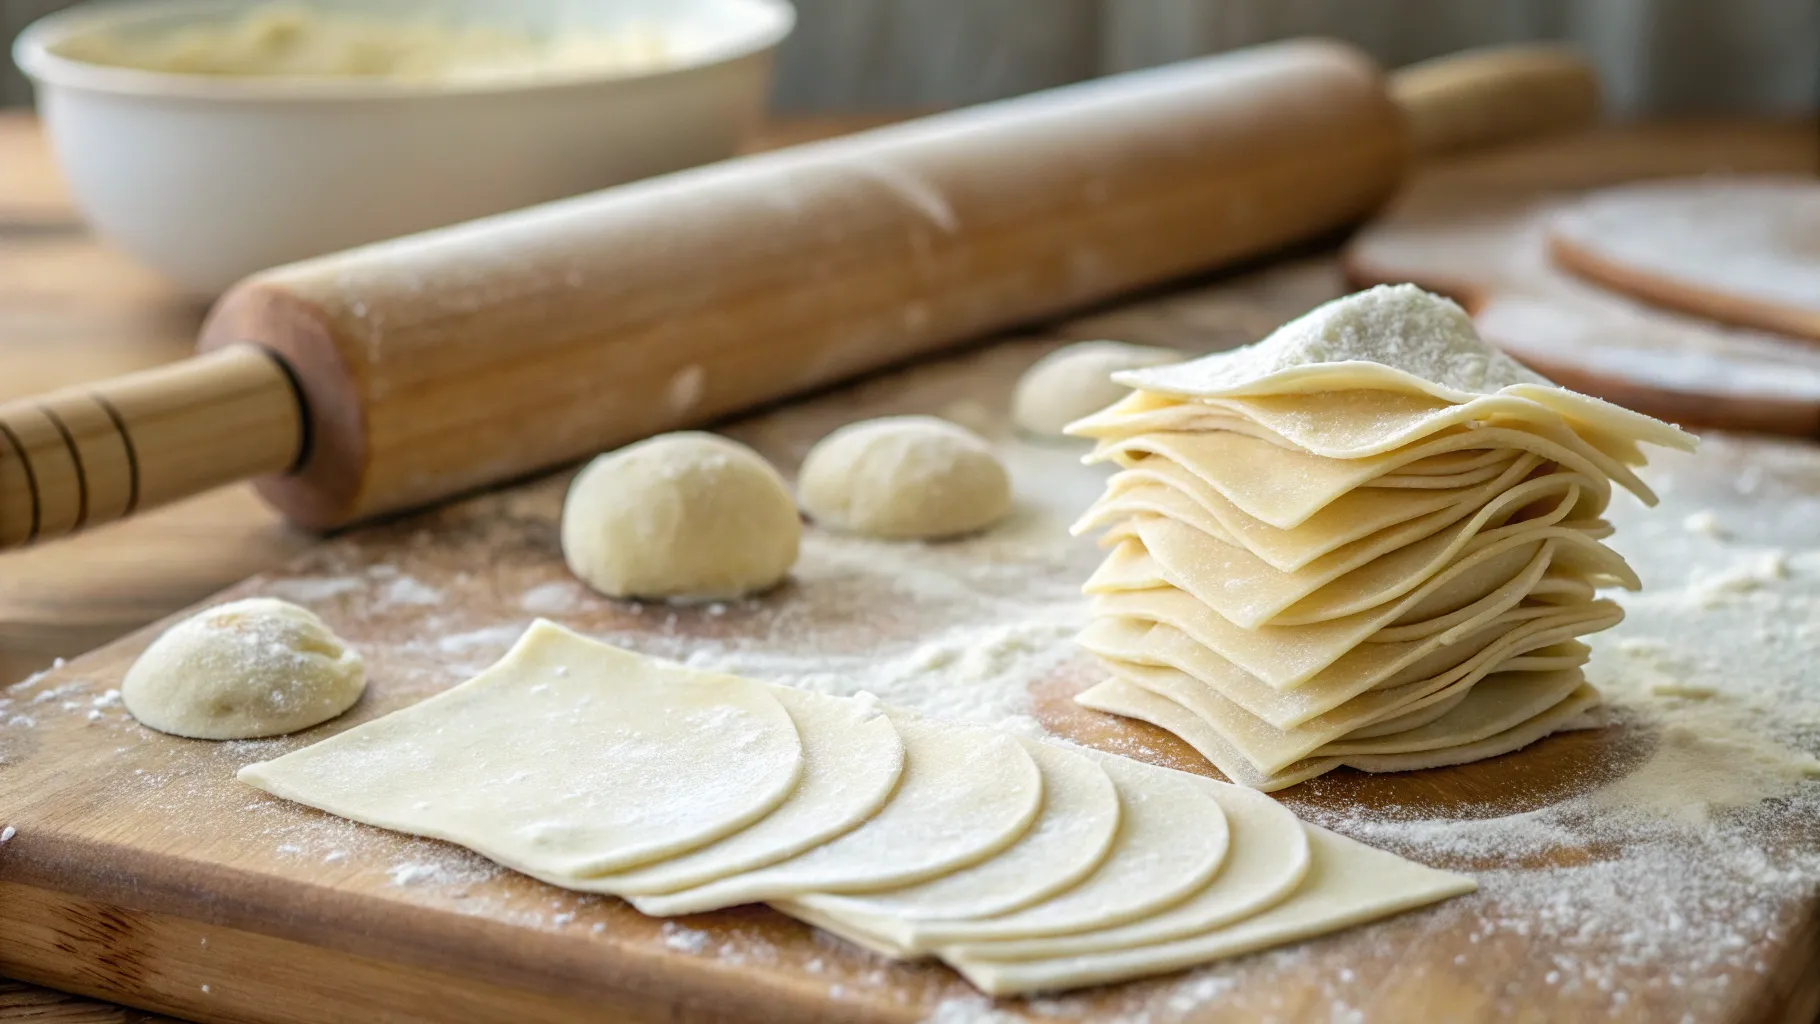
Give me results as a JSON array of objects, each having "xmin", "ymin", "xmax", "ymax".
[
  {"xmin": 1011, "ymin": 340, "xmax": 1182, "ymax": 436},
  {"xmin": 562, "ymin": 432, "xmax": 800, "ymax": 601},
  {"xmin": 798, "ymin": 416, "xmax": 1011, "ymax": 540},
  {"xmin": 123, "ymin": 598, "xmax": 365, "ymax": 740}
]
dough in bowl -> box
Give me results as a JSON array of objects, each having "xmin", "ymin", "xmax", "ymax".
[
  {"xmin": 122, "ymin": 597, "xmax": 365, "ymax": 740},
  {"xmin": 797, "ymin": 416, "xmax": 1011, "ymax": 540},
  {"xmin": 1011, "ymin": 340, "xmax": 1181, "ymax": 436},
  {"xmin": 562, "ymin": 432, "xmax": 800, "ymax": 602}
]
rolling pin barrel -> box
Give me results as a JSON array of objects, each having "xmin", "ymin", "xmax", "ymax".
[
  {"xmin": 0, "ymin": 40, "xmax": 1603, "ymax": 548},
  {"xmin": 201, "ymin": 38, "xmax": 1409, "ymax": 531}
]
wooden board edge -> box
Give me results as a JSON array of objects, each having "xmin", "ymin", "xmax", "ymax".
[
  {"xmin": 1743, "ymin": 895, "xmax": 1820, "ymax": 1024},
  {"xmin": 0, "ymin": 880, "xmax": 891, "ymax": 1024}
]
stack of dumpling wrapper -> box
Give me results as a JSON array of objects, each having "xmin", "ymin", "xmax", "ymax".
[{"xmin": 1067, "ymin": 286, "xmax": 1696, "ymax": 791}]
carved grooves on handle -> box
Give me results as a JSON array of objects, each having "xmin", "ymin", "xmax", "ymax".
[{"xmin": 0, "ymin": 345, "xmax": 306, "ymax": 549}]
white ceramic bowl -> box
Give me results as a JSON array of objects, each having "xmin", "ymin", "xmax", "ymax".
[{"xmin": 15, "ymin": 0, "xmax": 794, "ymax": 296}]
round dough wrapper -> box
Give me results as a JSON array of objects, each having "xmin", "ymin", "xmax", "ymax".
[
  {"xmin": 797, "ymin": 416, "xmax": 1011, "ymax": 540},
  {"xmin": 944, "ymin": 774, "xmax": 1310, "ymax": 961},
  {"xmin": 561, "ymin": 431, "xmax": 800, "ymax": 602},
  {"xmin": 124, "ymin": 597, "xmax": 365, "ymax": 740},
  {"xmin": 629, "ymin": 712, "xmax": 1043, "ymax": 916},
  {"xmin": 792, "ymin": 738, "xmax": 1121, "ymax": 924},
  {"xmin": 947, "ymin": 825, "xmax": 1476, "ymax": 997},
  {"xmin": 1011, "ymin": 340, "xmax": 1181, "ymax": 436},
  {"xmin": 565, "ymin": 687, "xmax": 907, "ymax": 895},
  {"xmin": 239, "ymin": 620, "xmax": 806, "ymax": 878},
  {"xmin": 894, "ymin": 752, "xmax": 1229, "ymax": 947}
]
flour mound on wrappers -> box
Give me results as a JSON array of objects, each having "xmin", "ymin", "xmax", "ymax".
[{"xmin": 1068, "ymin": 285, "xmax": 1697, "ymax": 791}]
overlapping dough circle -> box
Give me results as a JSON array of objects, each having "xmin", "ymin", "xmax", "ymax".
[
  {"xmin": 240, "ymin": 620, "xmax": 1476, "ymax": 996},
  {"xmin": 1067, "ymin": 285, "xmax": 1695, "ymax": 791}
]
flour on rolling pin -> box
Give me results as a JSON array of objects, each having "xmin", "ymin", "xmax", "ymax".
[{"xmin": 52, "ymin": 3, "xmax": 673, "ymax": 81}]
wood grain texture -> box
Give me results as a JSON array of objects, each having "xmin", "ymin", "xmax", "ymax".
[
  {"xmin": 1343, "ymin": 119, "xmax": 1820, "ymax": 436},
  {"xmin": 1, "ymin": 253, "xmax": 1817, "ymax": 1022}
]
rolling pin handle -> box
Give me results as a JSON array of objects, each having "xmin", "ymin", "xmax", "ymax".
[
  {"xmin": 0, "ymin": 345, "xmax": 306, "ymax": 550},
  {"xmin": 1391, "ymin": 44, "xmax": 1602, "ymax": 157}
]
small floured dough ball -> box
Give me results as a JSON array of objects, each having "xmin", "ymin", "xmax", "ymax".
[
  {"xmin": 798, "ymin": 416, "xmax": 1011, "ymax": 540},
  {"xmin": 562, "ymin": 432, "xmax": 800, "ymax": 601},
  {"xmin": 1011, "ymin": 340, "xmax": 1181, "ymax": 436},
  {"xmin": 123, "ymin": 598, "xmax": 365, "ymax": 740}
]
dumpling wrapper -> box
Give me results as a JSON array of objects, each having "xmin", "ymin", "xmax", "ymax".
[
  {"xmin": 1099, "ymin": 634, "xmax": 1593, "ymax": 775},
  {"xmin": 1318, "ymin": 660, "xmax": 1590, "ymax": 756},
  {"xmin": 1086, "ymin": 536, "xmax": 1559, "ymax": 691},
  {"xmin": 944, "ymin": 823, "xmax": 1477, "ymax": 996},
  {"xmin": 1336, "ymin": 684, "xmax": 1602, "ymax": 773},
  {"xmin": 1344, "ymin": 685, "xmax": 1471, "ymax": 738},
  {"xmin": 789, "ymin": 739, "xmax": 1120, "ymax": 923},
  {"xmin": 1071, "ymin": 389, "xmax": 1659, "ymax": 478},
  {"xmin": 1113, "ymin": 471, "xmax": 1594, "ymax": 629},
  {"xmin": 1087, "ymin": 426, "xmax": 1618, "ymax": 530},
  {"xmin": 1076, "ymin": 675, "xmax": 1601, "ymax": 790},
  {"xmin": 812, "ymin": 752, "xmax": 1232, "ymax": 952},
  {"xmin": 546, "ymin": 686, "xmax": 906, "ymax": 895},
  {"xmin": 1080, "ymin": 599, "xmax": 1620, "ymax": 730},
  {"xmin": 1075, "ymin": 454, "xmax": 1548, "ymax": 572},
  {"xmin": 940, "ymin": 772, "xmax": 1310, "ymax": 962},
  {"xmin": 238, "ymin": 620, "xmax": 805, "ymax": 878},
  {"xmin": 1333, "ymin": 640, "xmax": 1593, "ymax": 743},
  {"xmin": 1108, "ymin": 283, "xmax": 1693, "ymax": 455},
  {"xmin": 630, "ymin": 711, "xmax": 1043, "ymax": 916}
]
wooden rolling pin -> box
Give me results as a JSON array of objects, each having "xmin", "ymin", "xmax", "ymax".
[{"xmin": 0, "ymin": 40, "xmax": 1599, "ymax": 548}]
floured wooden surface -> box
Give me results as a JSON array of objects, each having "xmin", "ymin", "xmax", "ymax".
[{"xmin": 2, "ymin": 259, "xmax": 1818, "ymax": 1023}]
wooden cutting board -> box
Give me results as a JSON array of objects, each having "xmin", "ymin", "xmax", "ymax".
[
  {"xmin": 1343, "ymin": 120, "xmax": 1820, "ymax": 436},
  {"xmin": 3, "ymin": 245, "xmax": 1819, "ymax": 1023}
]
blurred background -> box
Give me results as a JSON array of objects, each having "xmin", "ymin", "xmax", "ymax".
[{"xmin": 5, "ymin": 0, "xmax": 1819, "ymax": 115}]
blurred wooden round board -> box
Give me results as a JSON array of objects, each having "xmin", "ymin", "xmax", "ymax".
[
  {"xmin": 1, "ymin": 247, "xmax": 1817, "ymax": 1022},
  {"xmin": 1342, "ymin": 120, "xmax": 1820, "ymax": 436}
]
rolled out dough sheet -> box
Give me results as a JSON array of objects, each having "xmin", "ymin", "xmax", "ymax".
[
  {"xmin": 1340, "ymin": 684, "xmax": 1604, "ymax": 774},
  {"xmin": 1078, "ymin": 598, "xmax": 1619, "ymax": 729},
  {"xmin": 238, "ymin": 620, "xmax": 806, "ymax": 878},
  {"xmin": 1105, "ymin": 286, "xmax": 1693, "ymax": 454},
  {"xmin": 1088, "ymin": 536, "xmax": 1558, "ymax": 691},
  {"xmin": 1077, "ymin": 676, "xmax": 1602, "ymax": 790},
  {"xmin": 552, "ymin": 686, "xmax": 906, "ymax": 896},
  {"xmin": 792, "ymin": 739, "xmax": 1120, "ymax": 923},
  {"xmin": 1074, "ymin": 389, "xmax": 1658, "ymax": 491},
  {"xmin": 630, "ymin": 712, "xmax": 1043, "ymax": 916},
  {"xmin": 1345, "ymin": 685, "xmax": 1471, "ymax": 738},
  {"xmin": 1079, "ymin": 454, "xmax": 1545, "ymax": 572},
  {"xmin": 864, "ymin": 753, "xmax": 1232, "ymax": 950},
  {"xmin": 1087, "ymin": 426, "xmax": 1616, "ymax": 530},
  {"xmin": 944, "ymin": 824, "xmax": 1478, "ymax": 996},
  {"xmin": 942, "ymin": 773, "xmax": 1310, "ymax": 962},
  {"xmin": 1319, "ymin": 666, "xmax": 1588, "ymax": 756},
  {"xmin": 1100, "ymin": 635, "xmax": 1589, "ymax": 776},
  {"xmin": 1125, "ymin": 472, "xmax": 1591, "ymax": 629}
]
